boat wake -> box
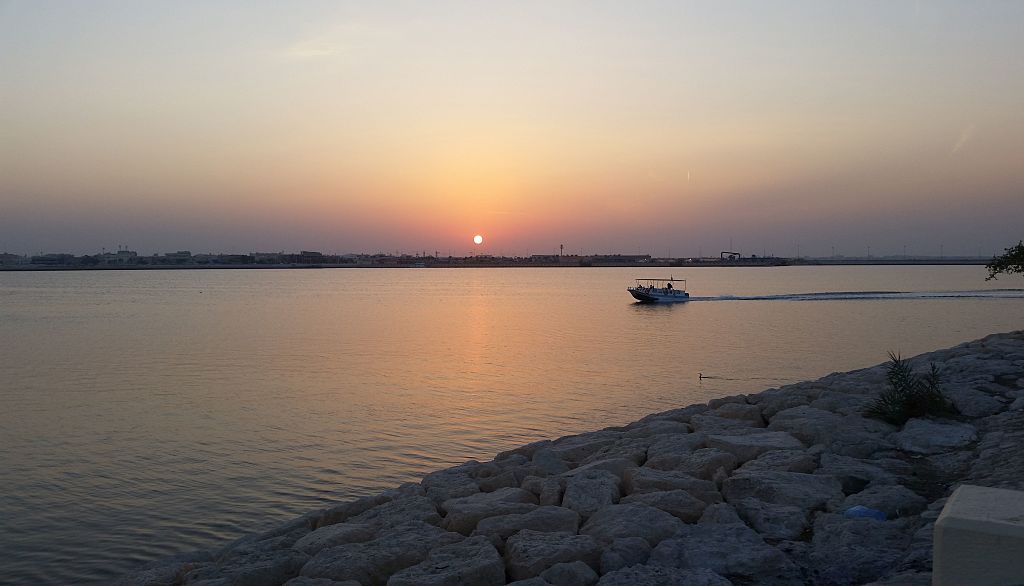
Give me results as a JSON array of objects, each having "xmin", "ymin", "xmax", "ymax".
[{"xmin": 687, "ymin": 289, "xmax": 1024, "ymax": 302}]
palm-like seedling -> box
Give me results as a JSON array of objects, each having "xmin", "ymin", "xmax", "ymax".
[{"xmin": 865, "ymin": 353, "xmax": 956, "ymax": 425}]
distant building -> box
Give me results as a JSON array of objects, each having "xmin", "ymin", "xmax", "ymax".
[
  {"xmin": 31, "ymin": 253, "xmax": 76, "ymax": 266},
  {"xmin": 0, "ymin": 253, "xmax": 26, "ymax": 266},
  {"xmin": 163, "ymin": 251, "xmax": 192, "ymax": 264},
  {"xmin": 299, "ymin": 251, "xmax": 325, "ymax": 264}
]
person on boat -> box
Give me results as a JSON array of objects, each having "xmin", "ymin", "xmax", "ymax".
[{"xmin": 667, "ymin": 282, "xmax": 673, "ymax": 291}]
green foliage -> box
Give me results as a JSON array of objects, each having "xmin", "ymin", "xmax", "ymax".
[
  {"xmin": 864, "ymin": 352, "xmax": 956, "ymax": 425},
  {"xmin": 986, "ymin": 240, "xmax": 1024, "ymax": 281}
]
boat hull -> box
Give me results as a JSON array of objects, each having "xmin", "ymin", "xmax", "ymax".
[{"xmin": 628, "ymin": 288, "xmax": 690, "ymax": 303}]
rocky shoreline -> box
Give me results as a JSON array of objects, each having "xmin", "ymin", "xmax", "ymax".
[{"xmin": 122, "ymin": 331, "xmax": 1024, "ymax": 586}]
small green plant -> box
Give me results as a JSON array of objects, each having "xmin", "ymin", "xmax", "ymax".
[{"xmin": 864, "ymin": 352, "xmax": 957, "ymax": 425}]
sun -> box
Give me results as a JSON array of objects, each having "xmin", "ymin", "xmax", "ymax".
[{"xmin": 473, "ymin": 234, "xmax": 483, "ymax": 245}]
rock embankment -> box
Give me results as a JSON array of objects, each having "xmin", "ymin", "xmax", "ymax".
[{"xmin": 122, "ymin": 331, "xmax": 1024, "ymax": 586}]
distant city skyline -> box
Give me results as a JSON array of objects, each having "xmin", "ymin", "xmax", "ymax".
[{"xmin": 2, "ymin": 1, "xmax": 1023, "ymax": 258}]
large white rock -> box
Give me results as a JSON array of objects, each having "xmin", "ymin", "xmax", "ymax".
[
  {"xmin": 644, "ymin": 433, "xmax": 708, "ymax": 470},
  {"xmin": 723, "ymin": 470, "xmax": 843, "ymax": 511},
  {"xmin": 808, "ymin": 514, "xmax": 914, "ymax": 586},
  {"xmin": 710, "ymin": 402, "xmax": 765, "ymax": 425},
  {"xmin": 421, "ymin": 463, "xmax": 482, "ymax": 504},
  {"xmin": 598, "ymin": 536, "xmax": 651, "ymax": 574},
  {"xmin": 705, "ymin": 431, "xmax": 804, "ymax": 463},
  {"xmin": 300, "ymin": 521, "xmax": 463, "ymax": 584},
  {"xmin": 732, "ymin": 497, "xmax": 810, "ymax": 540},
  {"xmin": 539, "ymin": 560, "xmax": 599, "ymax": 586},
  {"xmin": 504, "ymin": 530, "xmax": 602, "ymax": 581},
  {"xmin": 596, "ymin": 565, "xmax": 731, "ymax": 585},
  {"xmin": 579, "ymin": 503, "xmax": 684, "ymax": 546},
  {"xmin": 620, "ymin": 489, "xmax": 708, "ymax": 523},
  {"xmin": 442, "ymin": 487, "xmax": 538, "ymax": 535},
  {"xmin": 347, "ymin": 496, "xmax": 442, "ymax": 530},
  {"xmin": 623, "ymin": 468, "xmax": 720, "ymax": 503},
  {"xmin": 736, "ymin": 449, "xmax": 817, "ymax": 474},
  {"xmin": 655, "ymin": 447, "xmax": 738, "ymax": 479},
  {"xmin": 292, "ymin": 522, "xmax": 375, "ymax": 555},
  {"xmin": 561, "ymin": 469, "xmax": 621, "ymax": 519},
  {"xmin": 649, "ymin": 522, "xmax": 798, "ymax": 582},
  {"xmin": 892, "ymin": 419, "xmax": 977, "ymax": 454},
  {"xmin": 841, "ymin": 485, "xmax": 927, "ymax": 519},
  {"xmin": 472, "ymin": 506, "xmax": 580, "ymax": 542},
  {"xmin": 386, "ymin": 535, "xmax": 505, "ymax": 586}
]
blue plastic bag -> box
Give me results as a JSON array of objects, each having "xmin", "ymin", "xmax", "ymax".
[{"xmin": 843, "ymin": 505, "xmax": 887, "ymax": 521}]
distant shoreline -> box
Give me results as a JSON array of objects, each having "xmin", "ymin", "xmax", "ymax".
[{"xmin": 0, "ymin": 259, "xmax": 990, "ymax": 271}]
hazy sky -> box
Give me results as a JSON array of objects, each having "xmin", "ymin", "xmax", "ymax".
[{"xmin": 2, "ymin": 1, "xmax": 1022, "ymax": 256}]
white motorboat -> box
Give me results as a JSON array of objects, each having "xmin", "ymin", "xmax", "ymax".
[{"xmin": 628, "ymin": 278, "xmax": 690, "ymax": 303}]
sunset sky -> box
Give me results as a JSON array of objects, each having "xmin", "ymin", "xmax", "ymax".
[{"xmin": 2, "ymin": 1, "xmax": 1022, "ymax": 257}]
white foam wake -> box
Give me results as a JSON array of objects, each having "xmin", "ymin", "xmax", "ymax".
[{"xmin": 687, "ymin": 289, "xmax": 1024, "ymax": 302}]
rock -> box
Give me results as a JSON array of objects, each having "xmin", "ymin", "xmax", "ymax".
[
  {"xmin": 561, "ymin": 469, "xmax": 621, "ymax": 519},
  {"xmin": 472, "ymin": 506, "xmax": 580, "ymax": 543},
  {"xmin": 580, "ymin": 503, "xmax": 684, "ymax": 546},
  {"xmin": 698, "ymin": 503, "xmax": 743, "ymax": 525},
  {"xmin": 540, "ymin": 560, "xmax": 599, "ymax": 586},
  {"xmin": 710, "ymin": 402, "xmax": 764, "ymax": 425},
  {"xmin": 348, "ymin": 496, "xmax": 442, "ymax": 530},
  {"xmin": 723, "ymin": 470, "xmax": 843, "ymax": 511},
  {"xmin": 599, "ymin": 537, "xmax": 651, "ymax": 574},
  {"xmin": 808, "ymin": 514, "xmax": 914, "ymax": 586},
  {"xmin": 442, "ymin": 487, "xmax": 538, "ymax": 534},
  {"xmin": 863, "ymin": 570, "xmax": 932, "ymax": 585},
  {"xmin": 562, "ymin": 457, "xmax": 636, "ymax": 481},
  {"xmin": 548, "ymin": 433, "xmax": 621, "ymax": 464},
  {"xmin": 285, "ymin": 577, "xmax": 361, "ymax": 585},
  {"xmin": 753, "ymin": 386, "xmax": 826, "ymax": 419},
  {"xmin": 637, "ymin": 404, "xmax": 709, "ymax": 424},
  {"xmin": 421, "ymin": 464, "xmax": 481, "ymax": 504},
  {"xmin": 891, "ymin": 419, "xmax": 977, "ymax": 454},
  {"xmin": 814, "ymin": 453, "xmax": 898, "ymax": 494},
  {"xmin": 292, "ymin": 523, "xmax": 375, "ymax": 555},
  {"xmin": 596, "ymin": 565, "xmax": 731, "ymax": 585},
  {"xmin": 705, "ymin": 431, "xmax": 804, "ymax": 463},
  {"xmin": 643, "ymin": 433, "xmax": 707, "ymax": 469},
  {"xmin": 708, "ymin": 394, "xmax": 748, "ymax": 409},
  {"xmin": 944, "ymin": 385, "xmax": 1005, "ymax": 417},
  {"xmin": 532, "ymin": 449, "xmax": 571, "ymax": 476},
  {"xmin": 184, "ymin": 549, "xmax": 310, "ymax": 586},
  {"xmin": 300, "ymin": 521, "xmax": 462, "ymax": 584},
  {"xmin": 736, "ymin": 449, "xmax": 817, "ymax": 474},
  {"xmin": 690, "ymin": 414, "xmax": 763, "ymax": 434},
  {"xmin": 732, "ymin": 498, "xmax": 810, "ymax": 540},
  {"xmin": 498, "ymin": 439, "xmax": 553, "ymax": 461},
  {"xmin": 769, "ymin": 406, "xmax": 895, "ymax": 458},
  {"xmin": 506, "ymin": 580, "xmax": 553, "ymax": 586},
  {"xmin": 314, "ymin": 494, "xmax": 392, "ymax": 529},
  {"xmin": 622, "ymin": 468, "xmax": 720, "ymax": 503},
  {"xmin": 504, "ymin": 530, "xmax": 602, "ymax": 581},
  {"xmin": 477, "ymin": 469, "xmax": 520, "ymax": 492},
  {"xmin": 654, "ymin": 448, "xmax": 738, "ymax": 479},
  {"xmin": 620, "ymin": 490, "xmax": 707, "ymax": 523},
  {"xmin": 841, "ymin": 485, "xmax": 927, "ymax": 519},
  {"xmin": 579, "ymin": 439, "xmax": 649, "ymax": 467},
  {"xmin": 649, "ymin": 522, "xmax": 798, "ymax": 582},
  {"xmin": 622, "ymin": 420, "xmax": 691, "ymax": 438},
  {"xmin": 386, "ymin": 535, "xmax": 505, "ymax": 586}
]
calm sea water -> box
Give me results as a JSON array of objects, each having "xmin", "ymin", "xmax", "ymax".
[{"xmin": 2, "ymin": 266, "xmax": 1023, "ymax": 584}]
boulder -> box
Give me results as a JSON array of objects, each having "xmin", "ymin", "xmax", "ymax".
[
  {"xmin": 723, "ymin": 470, "xmax": 843, "ymax": 511},
  {"xmin": 732, "ymin": 498, "xmax": 810, "ymax": 540},
  {"xmin": 649, "ymin": 522, "xmax": 798, "ymax": 582},
  {"xmin": 939, "ymin": 385, "xmax": 1004, "ymax": 417},
  {"xmin": 814, "ymin": 453, "xmax": 899, "ymax": 494},
  {"xmin": 637, "ymin": 404, "xmax": 710, "ymax": 424},
  {"xmin": 442, "ymin": 487, "xmax": 538, "ymax": 534},
  {"xmin": 620, "ymin": 490, "xmax": 707, "ymax": 523},
  {"xmin": 596, "ymin": 565, "xmax": 731, "ymax": 585},
  {"xmin": 182, "ymin": 548, "xmax": 310, "ymax": 586},
  {"xmin": 548, "ymin": 433, "xmax": 621, "ymax": 464},
  {"xmin": 710, "ymin": 402, "xmax": 765, "ymax": 425},
  {"xmin": 532, "ymin": 449, "xmax": 571, "ymax": 476},
  {"xmin": 736, "ymin": 449, "xmax": 817, "ymax": 474},
  {"xmin": 579, "ymin": 503, "xmax": 684, "ymax": 546},
  {"xmin": 705, "ymin": 431, "xmax": 804, "ymax": 463},
  {"xmin": 644, "ymin": 433, "xmax": 707, "ymax": 470},
  {"xmin": 314, "ymin": 494, "xmax": 393, "ymax": 529},
  {"xmin": 654, "ymin": 448, "xmax": 737, "ymax": 479},
  {"xmin": 504, "ymin": 530, "xmax": 602, "ymax": 581},
  {"xmin": 561, "ymin": 469, "xmax": 621, "ymax": 519},
  {"xmin": 892, "ymin": 419, "xmax": 977, "ymax": 454},
  {"xmin": 808, "ymin": 514, "xmax": 914, "ymax": 586},
  {"xmin": 769, "ymin": 406, "xmax": 895, "ymax": 457},
  {"xmin": 421, "ymin": 464, "xmax": 481, "ymax": 504},
  {"xmin": 562, "ymin": 458, "xmax": 636, "ymax": 481},
  {"xmin": 622, "ymin": 420, "xmax": 692, "ymax": 438},
  {"xmin": 599, "ymin": 537, "xmax": 651, "ymax": 574},
  {"xmin": 348, "ymin": 496, "xmax": 441, "ymax": 530},
  {"xmin": 300, "ymin": 521, "xmax": 463, "ymax": 585},
  {"xmin": 292, "ymin": 522, "xmax": 374, "ymax": 555},
  {"xmin": 285, "ymin": 577, "xmax": 360, "ymax": 586},
  {"xmin": 697, "ymin": 503, "xmax": 743, "ymax": 525},
  {"xmin": 540, "ymin": 560, "xmax": 599, "ymax": 586},
  {"xmin": 472, "ymin": 506, "xmax": 580, "ymax": 543},
  {"xmin": 840, "ymin": 485, "xmax": 927, "ymax": 519},
  {"xmin": 690, "ymin": 414, "xmax": 763, "ymax": 434},
  {"xmin": 477, "ymin": 469, "xmax": 521, "ymax": 492},
  {"xmin": 520, "ymin": 476, "xmax": 567, "ymax": 506},
  {"xmin": 386, "ymin": 535, "xmax": 505, "ymax": 586},
  {"xmin": 622, "ymin": 468, "xmax": 720, "ymax": 503}
]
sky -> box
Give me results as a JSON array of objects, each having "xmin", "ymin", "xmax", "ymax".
[{"xmin": 2, "ymin": 1, "xmax": 1023, "ymax": 257}]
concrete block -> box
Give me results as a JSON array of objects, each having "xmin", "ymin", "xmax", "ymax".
[{"xmin": 934, "ymin": 484, "xmax": 1024, "ymax": 586}]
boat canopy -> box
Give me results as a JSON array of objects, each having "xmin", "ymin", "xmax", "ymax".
[{"xmin": 632, "ymin": 278, "xmax": 686, "ymax": 289}]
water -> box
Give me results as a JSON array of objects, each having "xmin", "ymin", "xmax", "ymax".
[{"xmin": 1, "ymin": 266, "xmax": 1022, "ymax": 584}]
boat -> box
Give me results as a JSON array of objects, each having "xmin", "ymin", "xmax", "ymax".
[{"xmin": 628, "ymin": 278, "xmax": 690, "ymax": 303}]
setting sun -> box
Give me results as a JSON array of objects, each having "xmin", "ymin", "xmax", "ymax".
[{"xmin": 473, "ymin": 234, "xmax": 484, "ymax": 245}]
